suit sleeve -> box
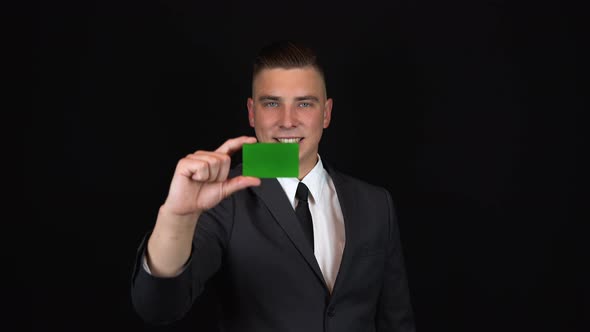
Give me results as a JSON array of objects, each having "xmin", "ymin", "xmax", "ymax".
[
  {"xmin": 130, "ymin": 195, "xmax": 235, "ymax": 325},
  {"xmin": 376, "ymin": 189, "xmax": 416, "ymax": 332}
]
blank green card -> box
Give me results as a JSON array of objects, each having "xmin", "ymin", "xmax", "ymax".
[{"xmin": 242, "ymin": 143, "xmax": 299, "ymax": 178}]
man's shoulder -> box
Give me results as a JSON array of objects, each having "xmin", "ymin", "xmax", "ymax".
[{"xmin": 325, "ymin": 164, "xmax": 390, "ymax": 196}]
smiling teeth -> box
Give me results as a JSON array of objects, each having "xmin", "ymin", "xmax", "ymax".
[{"xmin": 277, "ymin": 138, "xmax": 301, "ymax": 143}]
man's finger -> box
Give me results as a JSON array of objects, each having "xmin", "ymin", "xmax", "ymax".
[
  {"xmin": 186, "ymin": 154, "xmax": 222, "ymax": 182},
  {"xmin": 215, "ymin": 153, "xmax": 232, "ymax": 182},
  {"xmin": 221, "ymin": 176, "xmax": 261, "ymax": 199},
  {"xmin": 215, "ymin": 136, "xmax": 258, "ymax": 155}
]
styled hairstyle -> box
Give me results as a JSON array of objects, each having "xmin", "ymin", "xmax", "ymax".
[{"xmin": 252, "ymin": 40, "xmax": 326, "ymax": 84}]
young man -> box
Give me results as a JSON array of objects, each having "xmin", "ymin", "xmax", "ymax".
[{"xmin": 131, "ymin": 40, "xmax": 416, "ymax": 331}]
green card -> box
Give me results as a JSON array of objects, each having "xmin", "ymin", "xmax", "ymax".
[{"xmin": 242, "ymin": 143, "xmax": 299, "ymax": 178}]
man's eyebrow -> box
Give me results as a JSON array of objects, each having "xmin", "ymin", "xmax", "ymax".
[
  {"xmin": 294, "ymin": 96, "xmax": 320, "ymax": 102},
  {"xmin": 258, "ymin": 95, "xmax": 281, "ymax": 101},
  {"xmin": 257, "ymin": 95, "xmax": 320, "ymax": 102}
]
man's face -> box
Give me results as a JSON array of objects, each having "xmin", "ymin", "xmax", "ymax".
[{"xmin": 247, "ymin": 67, "xmax": 333, "ymax": 177}]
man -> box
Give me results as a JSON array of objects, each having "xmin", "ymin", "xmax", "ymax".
[{"xmin": 131, "ymin": 40, "xmax": 416, "ymax": 331}]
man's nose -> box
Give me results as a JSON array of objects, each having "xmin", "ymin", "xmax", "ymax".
[{"xmin": 279, "ymin": 107, "xmax": 298, "ymax": 128}]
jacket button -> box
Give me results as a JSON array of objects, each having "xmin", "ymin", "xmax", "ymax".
[{"xmin": 327, "ymin": 306, "xmax": 336, "ymax": 317}]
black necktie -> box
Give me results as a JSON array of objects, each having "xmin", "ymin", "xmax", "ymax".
[{"xmin": 295, "ymin": 182, "xmax": 314, "ymax": 251}]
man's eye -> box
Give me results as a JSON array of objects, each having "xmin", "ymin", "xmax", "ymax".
[
  {"xmin": 299, "ymin": 102, "xmax": 312, "ymax": 108},
  {"xmin": 264, "ymin": 102, "xmax": 279, "ymax": 107}
]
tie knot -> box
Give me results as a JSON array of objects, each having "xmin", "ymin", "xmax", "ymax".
[{"xmin": 295, "ymin": 182, "xmax": 310, "ymax": 202}]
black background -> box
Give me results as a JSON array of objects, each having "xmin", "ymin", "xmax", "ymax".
[{"xmin": 29, "ymin": 0, "xmax": 587, "ymax": 331}]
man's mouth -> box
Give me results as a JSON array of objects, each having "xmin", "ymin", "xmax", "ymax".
[{"xmin": 275, "ymin": 137, "xmax": 303, "ymax": 143}]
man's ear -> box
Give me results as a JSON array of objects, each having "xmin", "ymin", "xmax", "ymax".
[
  {"xmin": 247, "ymin": 98, "xmax": 255, "ymax": 127},
  {"xmin": 323, "ymin": 98, "xmax": 333, "ymax": 128}
]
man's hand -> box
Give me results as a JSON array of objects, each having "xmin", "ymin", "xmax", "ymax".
[
  {"xmin": 162, "ymin": 136, "xmax": 261, "ymax": 218},
  {"xmin": 146, "ymin": 136, "xmax": 260, "ymax": 277}
]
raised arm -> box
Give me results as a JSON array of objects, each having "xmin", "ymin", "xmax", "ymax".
[{"xmin": 146, "ymin": 136, "xmax": 260, "ymax": 276}]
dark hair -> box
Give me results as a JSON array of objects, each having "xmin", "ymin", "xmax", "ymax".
[{"xmin": 252, "ymin": 40, "xmax": 325, "ymax": 83}]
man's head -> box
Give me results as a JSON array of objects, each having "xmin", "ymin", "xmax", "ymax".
[
  {"xmin": 251, "ymin": 40, "xmax": 327, "ymax": 97},
  {"xmin": 247, "ymin": 41, "xmax": 333, "ymax": 179}
]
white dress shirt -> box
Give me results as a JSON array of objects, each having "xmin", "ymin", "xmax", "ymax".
[
  {"xmin": 144, "ymin": 155, "xmax": 346, "ymax": 292},
  {"xmin": 276, "ymin": 156, "xmax": 345, "ymax": 292}
]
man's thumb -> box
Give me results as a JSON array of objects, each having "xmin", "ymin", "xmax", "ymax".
[{"xmin": 221, "ymin": 176, "xmax": 261, "ymax": 198}]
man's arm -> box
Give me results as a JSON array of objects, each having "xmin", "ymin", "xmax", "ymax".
[
  {"xmin": 130, "ymin": 197, "xmax": 234, "ymax": 325},
  {"xmin": 146, "ymin": 208, "xmax": 199, "ymax": 277},
  {"xmin": 130, "ymin": 136, "xmax": 261, "ymax": 325},
  {"xmin": 376, "ymin": 189, "xmax": 416, "ymax": 332},
  {"xmin": 146, "ymin": 136, "xmax": 260, "ymax": 277}
]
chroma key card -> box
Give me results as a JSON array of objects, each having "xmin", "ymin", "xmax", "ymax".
[{"xmin": 242, "ymin": 143, "xmax": 299, "ymax": 178}]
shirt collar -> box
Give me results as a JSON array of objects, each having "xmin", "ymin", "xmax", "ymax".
[{"xmin": 277, "ymin": 155, "xmax": 328, "ymax": 205}]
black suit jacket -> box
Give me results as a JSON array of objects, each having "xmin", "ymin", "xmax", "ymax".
[{"xmin": 131, "ymin": 163, "xmax": 415, "ymax": 332}]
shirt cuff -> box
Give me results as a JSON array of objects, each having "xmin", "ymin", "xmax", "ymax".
[{"xmin": 142, "ymin": 253, "xmax": 189, "ymax": 278}]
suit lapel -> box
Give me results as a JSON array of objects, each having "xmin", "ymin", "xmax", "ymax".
[
  {"xmin": 325, "ymin": 165, "xmax": 361, "ymax": 297},
  {"xmin": 251, "ymin": 178, "xmax": 328, "ymax": 290}
]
